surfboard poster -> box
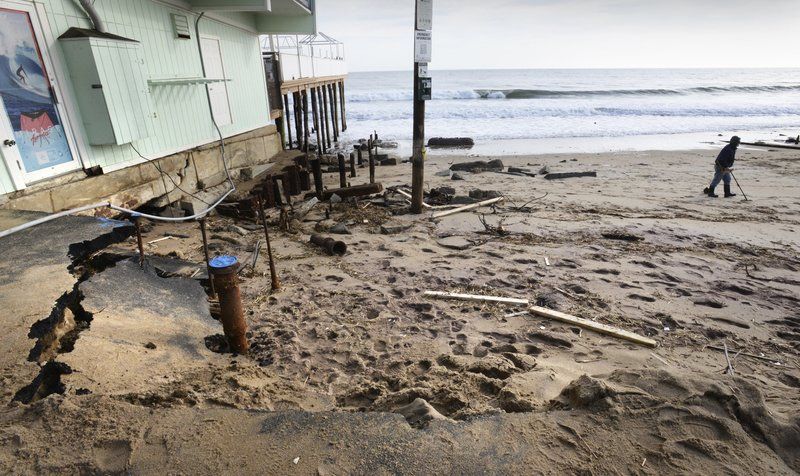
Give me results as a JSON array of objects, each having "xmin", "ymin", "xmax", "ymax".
[{"xmin": 0, "ymin": 8, "xmax": 72, "ymax": 175}]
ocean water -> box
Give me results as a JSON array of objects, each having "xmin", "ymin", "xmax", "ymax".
[{"xmin": 338, "ymin": 68, "xmax": 800, "ymax": 154}]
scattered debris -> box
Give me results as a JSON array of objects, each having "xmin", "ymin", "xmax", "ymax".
[
  {"xmin": 450, "ymin": 159, "xmax": 504, "ymax": 173},
  {"xmin": 544, "ymin": 171, "xmax": 597, "ymax": 180},
  {"xmin": 330, "ymin": 222, "xmax": 351, "ymax": 235},
  {"xmin": 428, "ymin": 137, "xmax": 475, "ymax": 148},
  {"xmin": 468, "ymin": 189, "xmax": 502, "ymax": 200},
  {"xmin": 431, "ymin": 196, "xmax": 504, "ymax": 219},
  {"xmin": 321, "ymin": 182, "xmax": 383, "ymax": 201},
  {"xmin": 601, "ymin": 231, "xmax": 644, "ymax": 242},
  {"xmin": 309, "ymin": 234, "xmax": 347, "ymax": 256}
]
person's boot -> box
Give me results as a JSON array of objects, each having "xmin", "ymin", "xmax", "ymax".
[
  {"xmin": 707, "ymin": 186, "xmax": 718, "ymax": 198},
  {"xmin": 724, "ymin": 184, "xmax": 736, "ymax": 198}
]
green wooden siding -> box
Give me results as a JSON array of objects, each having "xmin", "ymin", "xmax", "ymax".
[{"xmin": 41, "ymin": 0, "xmax": 269, "ymax": 170}]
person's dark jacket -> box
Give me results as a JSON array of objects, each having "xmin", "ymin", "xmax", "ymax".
[{"xmin": 715, "ymin": 144, "xmax": 736, "ymax": 169}]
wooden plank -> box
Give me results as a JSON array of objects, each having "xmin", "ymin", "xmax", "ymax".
[
  {"xmin": 528, "ymin": 305, "xmax": 657, "ymax": 348},
  {"xmin": 431, "ymin": 197, "xmax": 504, "ymax": 219},
  {"xmin": 423, "ymin": 291, "xmax": 529, "ymax": 305}
]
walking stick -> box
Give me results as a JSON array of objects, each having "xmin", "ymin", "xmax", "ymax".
[{"xmin": 730, "ymin": 172, "xmax": 749, "ymax": 201}]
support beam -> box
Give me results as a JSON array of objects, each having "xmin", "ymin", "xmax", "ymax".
[{"xmin": 317, "ymin": 87, "xmax": 327, "ymax": 154}]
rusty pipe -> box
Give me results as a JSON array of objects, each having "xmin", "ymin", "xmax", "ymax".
[
  {"xmin": 255, "ymin": 197, "xmax": 281, "ymax": 291},
  {"xmin": 310, "ymin": 234, "xmax": 347, "ymax": 256},
  {"xmin": 209, "ymin": 255, "xmax": 249, "ymax": 354}
]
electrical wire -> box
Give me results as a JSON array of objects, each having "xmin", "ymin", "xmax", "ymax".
[
  {"xmin": 129, "ymin": 143, "xmax": 212, "ymax": 206},
  {"xmin": 0, "ymin": 10, "xmax": 238, "ymax": 236}
]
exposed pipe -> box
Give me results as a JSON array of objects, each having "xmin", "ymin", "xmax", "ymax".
[{"xmin": 78, "ymin": 0, "xmax": 106, "ymax": 33}]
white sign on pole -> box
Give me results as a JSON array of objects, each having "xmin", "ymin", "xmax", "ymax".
[
  {"xmin": 414, "ymin": 30, "xmax": 432, "ymax": 63},
  {"xmin": 418, "ymin": 63, "xmax": 430, "ymax": 78},
  {"xmin": 416, "ymin": 0, "xmax": 433, "ymax": 31}
]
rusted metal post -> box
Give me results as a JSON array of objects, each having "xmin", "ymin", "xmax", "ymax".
[
  {"xmin": 283, "ymin": 94, "xmax": 292, "ymax": 149},
  {"xmin": 349, "ymin": 152, "xmax": 357, "ymax": 177},
  {"xmin": 198, "ymin": 217, "xmax": 216, "ymax": 298},
  {"xmin": 209, "ymin": 256, "xmax": 248, "ymax": 353},
  {"xmin": 134, "ymin": 216, "xmax": 145, "ymax": 268},
  {"xmin": 310, "ymin": 158, "xmax": 323, "ymax": 198},
  {"xmin": 337, "ymin": 153, "xmax": 347, "ymax": 188},
  {"xmin": 255, "ymin": 198, "xmax": 280, "ymax": 291}
]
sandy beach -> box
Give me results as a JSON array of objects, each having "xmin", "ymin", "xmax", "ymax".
[{"xmin": 1, "ymin": 145, "xmax": 798, "ymax": 473}]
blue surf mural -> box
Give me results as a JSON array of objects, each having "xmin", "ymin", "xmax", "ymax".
[{"xmin": 0, "ymin": 8, "xmax": 72, "ymax": 174}]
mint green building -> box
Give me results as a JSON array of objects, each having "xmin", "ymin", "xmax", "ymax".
[{"xmin": 0, "ymin": 0, "xmax": 316, "ymax": 212}]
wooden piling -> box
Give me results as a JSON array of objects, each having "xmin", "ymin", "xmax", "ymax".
[
  {"xmin": 302, "ymin": 89, "xmax": 310, "ymax": 152},
  {"xmin": 310, "ymin": 85, "xmax": 322, "ymax": 156},
  {"xmin": 337, "ymin": 153, "xmax": 347, "ymax": 188},
  {"xmin": 330, "ymin": 83, "xmax": 339, "ymax": 143},
  {"xmin": 349, "ymin": 152, "xmax": 356, "ymax": 177},
  {"xmin": 322, "ymin": 84, "xmax": 331, "ymax": 149},
  {"xmin": 293, "ymin": 92, "xmax": 302, "ymax": 151},
  {"xmin": 310, "ymin": 158, "xmax": 323, "ymax": 198},
  {"xmin": 368, "ymin": 139, "xmax": 375, "ymax": 184},
  {"xmin": 338, "ymin": 81, "xmax": 347, "ymax": 132},
  {"xmin": 357, "ymin": 147, "xmax": 363, "ymax": 166},
  {"xmin": 283, "ymin": 94, "xmax": 292, "ymax": 149}
]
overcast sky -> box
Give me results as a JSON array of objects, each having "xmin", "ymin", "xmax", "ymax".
[{"xmin": 315, "ymin": 0, "xmax": 800, "ymax": 72}]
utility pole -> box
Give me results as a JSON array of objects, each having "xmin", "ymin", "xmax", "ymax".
[{"xmin": 411, "ymin": 0, "xmax": 433, "ymax": 214}]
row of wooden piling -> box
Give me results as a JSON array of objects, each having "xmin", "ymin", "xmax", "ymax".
[{"xmin": 282, "ymin": 80, "xmax": 347, "ymax": 153}]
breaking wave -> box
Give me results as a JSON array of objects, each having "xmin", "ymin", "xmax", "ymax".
[{"xmin": 347, "ymin": 84, "xmax": 800, "ymax": 102}]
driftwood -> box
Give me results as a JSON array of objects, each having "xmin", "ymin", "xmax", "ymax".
[
  {"xmin": 544, "ymin": 172, "xmax": 597, "ymax": 180},
  {"xmin": 321, "ymin": 182, "xmax": 383, "ymax": 201},
  {"xmin": 431, "ymin": 197, "xmax": 504, "ymax": 219},
  {"xmin": 422, "ymin": 290, "xmax": 656, "ymax": 347},
  {"xmin": 423, "ymin": 291, "xmax": 529, "ymax": 305},
  {"xmin": 528, "ymin": 305, "xmax": 657, "ymax": 347}
]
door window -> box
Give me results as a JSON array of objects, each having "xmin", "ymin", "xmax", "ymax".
[{"xmin": 0, "ymin": 7, "xmax": 73, "ymax": 173}]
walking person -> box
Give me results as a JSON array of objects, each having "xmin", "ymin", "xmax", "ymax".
[{"xmin": 704, "ymin": 136, "xmax": 740, "ymax": 198}]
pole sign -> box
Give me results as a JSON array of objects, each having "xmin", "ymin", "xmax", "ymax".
[
  {"xmin": 418, "ymin": 63, "xmax": 430, "ymax": 78},
  {"xmin": 414, "ymin": 30, "xmax": 432, "ymax": 63},
  {"xmin": 416, "ymin": 0, "xmax": 433, "ymax": 30}
]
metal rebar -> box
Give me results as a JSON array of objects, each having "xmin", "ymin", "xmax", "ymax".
[
  {"xmin": 134, "ymin": 217, "xmax": 145, "ymax": 268},
  {"xmin": 256, "ymin": 197, "xmax": 281, "ymax": 291}
]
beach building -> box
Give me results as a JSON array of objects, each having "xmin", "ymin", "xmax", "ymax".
[
  {"xmin": 261, "ymin": 32, "xmax": 347, "ymax": 151},
  {"xmin": 0, "ymin": 0, "xmax": 317, "ymax": 214}
]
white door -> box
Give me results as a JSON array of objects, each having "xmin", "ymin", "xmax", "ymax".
[
  {"xmin": 200, "ymin": 36, "xmax": 232, "ymax": 127},
  {"xmin": 0, "ymin": 3, "xmax": 80, "ymax": 188}
]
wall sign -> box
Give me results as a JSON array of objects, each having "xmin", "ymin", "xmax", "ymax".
[{"xmin": 414, "ymin": 30, "xmax": 431, "ymax": 63}]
